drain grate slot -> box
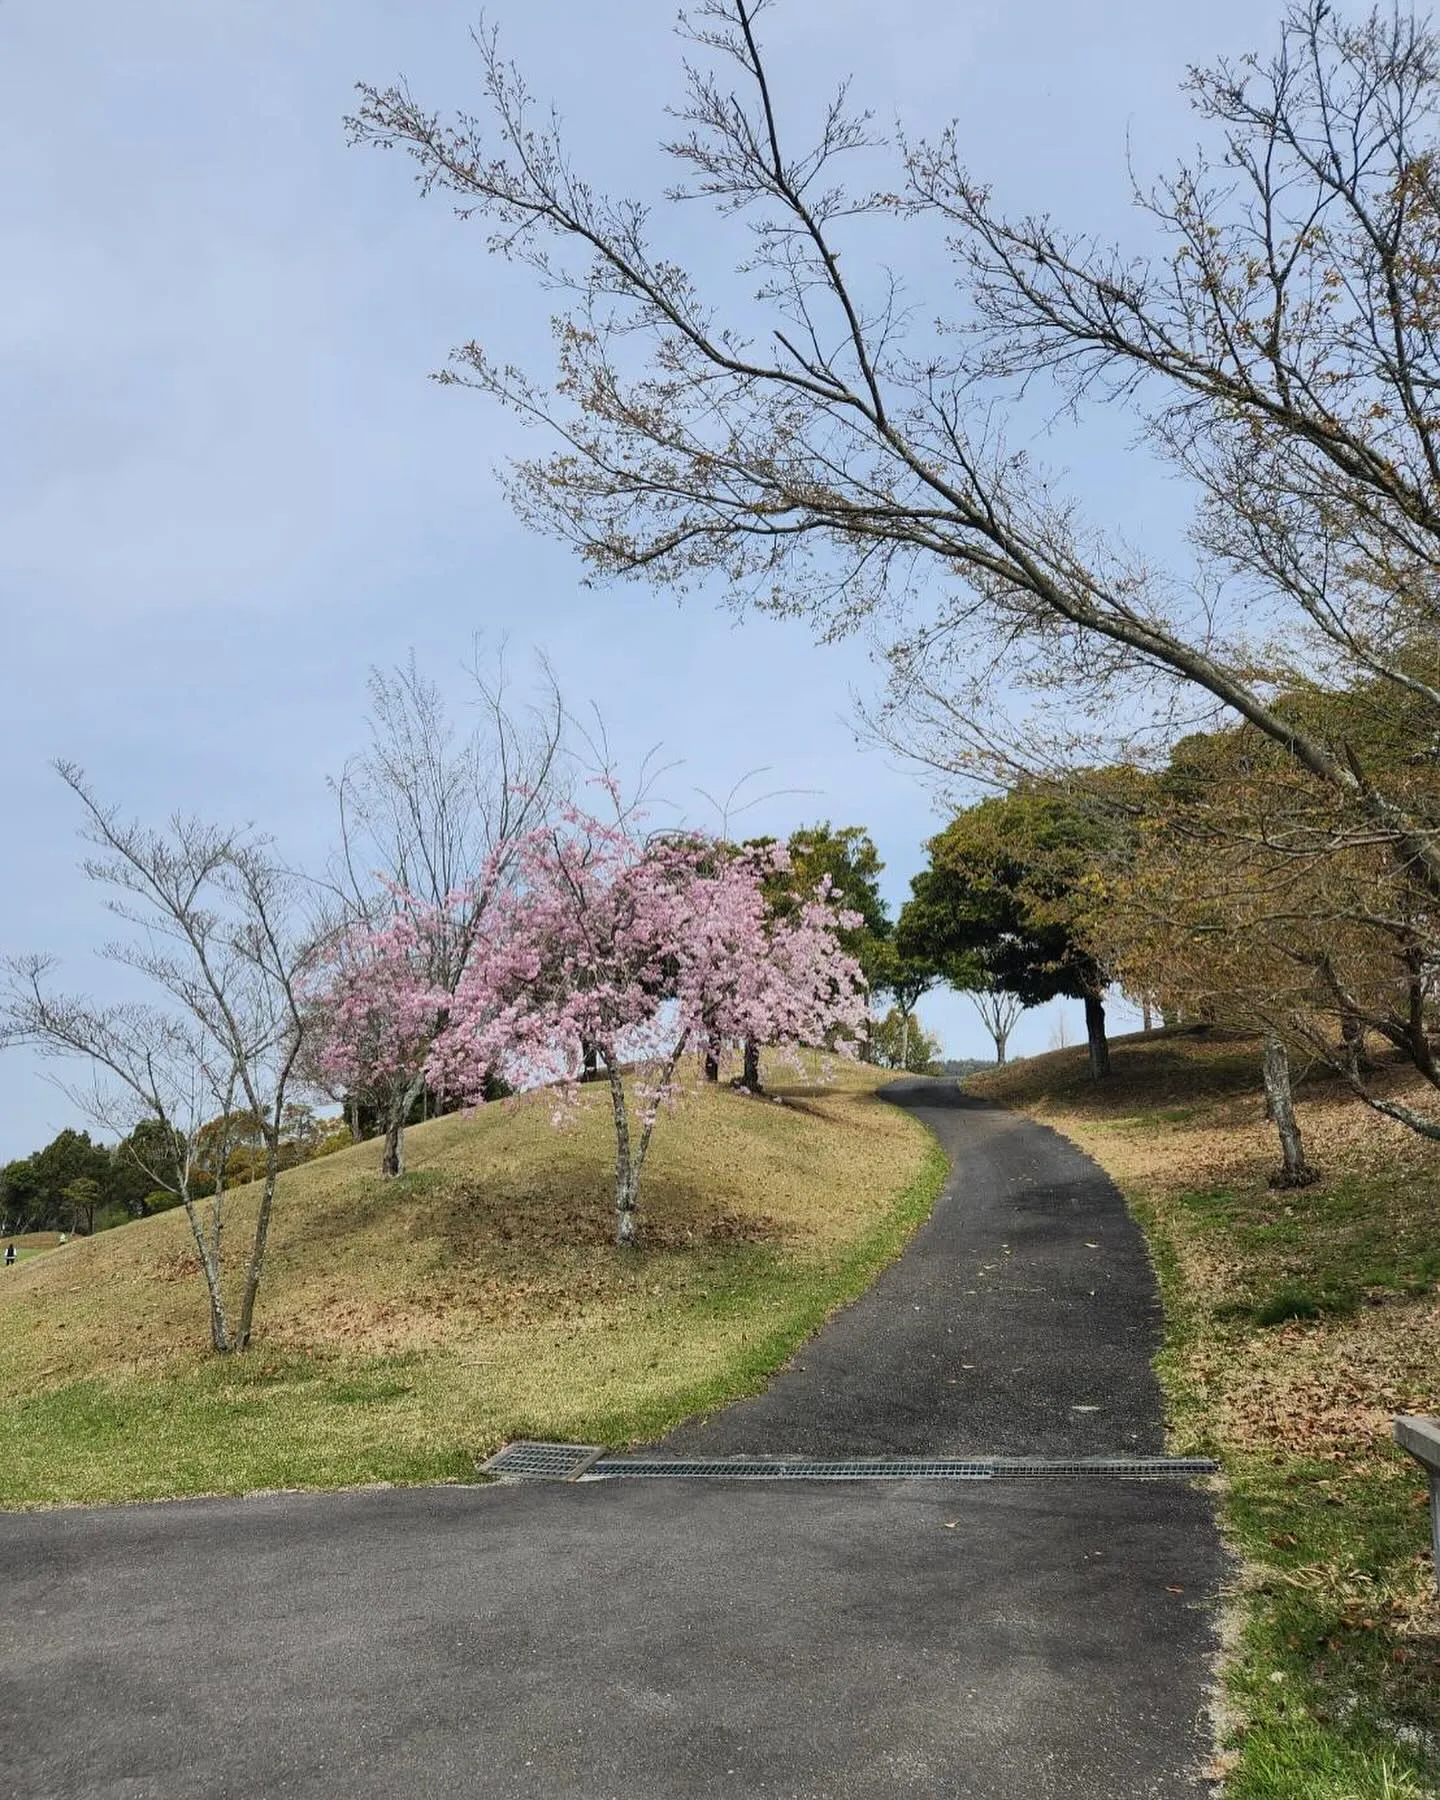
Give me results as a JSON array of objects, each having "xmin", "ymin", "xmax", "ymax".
[
  {"xmin": 989, "ymin": 1457, "xmax": 1217, "ymax": 1480},
  {"xmin": 480, "ymin": 1442, "xmax": 1219, "ymax": 1483},
  {"xmin": 586, "ymin": 1453, "xmax": 1217, "ymax": 1483},
  {"xmin": 481, "ymin": 1441, "xmax": 607, "ymax": 1481},
  {"xmin": 590, "ymin": 1458, "xmax": 996, "ymax": 1481}
]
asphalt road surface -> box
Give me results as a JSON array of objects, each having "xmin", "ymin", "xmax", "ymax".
[{"xmin": 1, "ymin": 1081, "xmax": 1227, "ymax": 1799}]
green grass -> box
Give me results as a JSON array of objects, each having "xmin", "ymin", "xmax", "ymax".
[
  {"xmin": 1215, "ymin": 1455, "xmax": 1438, "ymax": 1799},
  {"xmin": 0, "ymin": 1064, "xmax": 947, "ymax": 1506},
  {"xmin": 973, "ymin": 1032, "xmax": 1440, "ymax": 1797}
]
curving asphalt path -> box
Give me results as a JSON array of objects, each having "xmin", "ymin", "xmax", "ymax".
[
  {"xmin": 662, "ymin": 1081, "xmax": 1171, "ymax": 1459},
  {"xmin": 0, "ymin": 1080, "xmax": 1227, "ymax": 1799}
]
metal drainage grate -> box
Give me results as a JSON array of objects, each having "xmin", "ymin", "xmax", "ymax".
[
  {"xmin": 480, "ymin": 1442, "xmax": 1220, "ymax": 1483},
  {"xmin": 584, "ymin": 1454, "xmax": 1217, "ymax": 1483},
  {"xmin": 480, "ymin": 1441, "xmax": 607, "ymax": 1481},
  {"xmin": 988, "ymin": 1457, "xmax": 1217, "ymax": 1481},
  {"xmin": 589, "ymin": 1458, "xmax": 992, "ymax": 1481}
]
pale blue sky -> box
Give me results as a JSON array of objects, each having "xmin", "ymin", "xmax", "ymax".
[{"xmin": 1, "ymin": 0, "xmax": 1277, "ymax": 1158}]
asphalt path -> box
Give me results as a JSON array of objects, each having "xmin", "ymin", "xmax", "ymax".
[{"xmin": 1, "ymin": 1080, "xmax": 1227, "ymax": 1799}]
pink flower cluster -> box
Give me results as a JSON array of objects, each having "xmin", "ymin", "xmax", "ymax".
[
  {"xmin": 426, "ymin": 811, "xmax": 867, "ymax": 1110},
  {"xmin": 306, "ymin": 896, "xmax": 456, "ymax": 1099},
  {"xmin": 306, "ymin": 803, "xmax": 867, "ymax": 1218}
]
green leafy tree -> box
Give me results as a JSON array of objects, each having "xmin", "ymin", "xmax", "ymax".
[
  {"xmin": 864, "ymin": 939, "xmax": 945, "ymax": 1071},
  {"xmin": 729, "ymin": 823, "xmax": 890, "ymax": 1083},
  {"xmin": 0, "ymin": 1159, "xmax": 42, "ymax": 1234},
  {"xmin": 61, "ymin": 1177, "xmax": 103, "ymax": 1235},
  {"xmin": 107, "ymin": 1120, "xmax": 176, "ymax": 1218},
  {"xmin": 869, "ymin": 1006, "xmax": 941, "ymax": 1074},
  {"xmin": 900, "ymin": 788, "xmax": 1122, "ymax": 1080}
]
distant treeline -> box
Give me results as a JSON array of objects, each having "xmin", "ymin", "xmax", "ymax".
[{"xmin": 0, "ymin": 1106, "xmax": 351, "ymax": 1239}]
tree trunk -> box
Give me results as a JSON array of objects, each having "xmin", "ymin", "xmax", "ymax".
[
  {"xmin": 703, "ymin": 1030, "xmax": 721, "ymax": 1082},
  {"xmin": 1340, "ymin": 1010, "xmax": 1372, "ymax": 1078},
  {"xmin": 180, "ymin": 1195, "xmax": 232, "ymax": 1352},
  {"xmin": 1141, "ymin": 999, "xmax": 1153, "ymax": 1032},
  {"xmin": 900, "ymin": 1009, "xmax": 911, "ymax": 1072},
  {"xmin": 381, "ymin": 1115, "xmax": 405, "ymax": 1178},
  {"xmin": 605, "ymin": 1060, "xmax": 639, "ymax": 1246},
  {"xmin": 993, "ymin": 1029, "xmax": 1008, "ymax": 1066},
  {"xmin": 743, "ymin": 1036, "xmax": 761, "ymax": 1090},
  {"xmin": 235, "ymin": 1144, "xmax": 285, "ymax": 1351},
  {"xmin": 581, "ymin": 1039, "xmax": 601, "ymax": 1083},
  {"xmin": 1084, "ymin": 991, "xmax": 1110, "ymax": 1080},
  {"xmin": 379, "ymin": 1074, "xmax": 425, "ymax": 1179},
  {"xmin": 603, "ymin": 1032, "xmax": 689, "ymax": 1247},
  {"xmin": 1261, "ymin": 1035, "xmax": 1316, "ymax": 1188}
]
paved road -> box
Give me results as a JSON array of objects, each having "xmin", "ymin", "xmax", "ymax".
[
  {"xmin": 663, "ymin": 1083, "xmax": 1171, "ymax": 1458},
  {"xmin": 1, "ymin": 1082, "xmax": 1226, "ymax": 1799}
]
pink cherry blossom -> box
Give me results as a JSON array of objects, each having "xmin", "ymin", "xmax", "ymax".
[
  {"xmin": 430, "ymin": 808, "xmax": 866, "ymax": 1244},
  {"xmin": 303, "ymin": 890, "xmax": 471, "ymax": 1176}
]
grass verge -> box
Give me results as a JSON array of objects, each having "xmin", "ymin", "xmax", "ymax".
[
  {"xmin": 972, "ymin": 1030, "xmax": 1440, "ymax": 1799},
  {"xmin": 0, "ymin": 1062, "xmax": 946, "ymax": 1507}
]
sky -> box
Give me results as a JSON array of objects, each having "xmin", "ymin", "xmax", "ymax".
[{"xmin": 0, "ymin": 0, "xmax": 1282, "ymax": 1160}]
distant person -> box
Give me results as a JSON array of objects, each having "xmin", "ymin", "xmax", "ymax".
[{"xmin": 3, "ymin": 1243, "xmax": 13, "ymax": 1266}]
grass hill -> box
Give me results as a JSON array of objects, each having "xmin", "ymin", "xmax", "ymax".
[
  {"xmin": 0, "ymin": 1060, "xmax": 943, "ymax": 1508},
  {"xmin": 970, "ymin": 1028, "xmax": 1440, "ymax": 1800}
]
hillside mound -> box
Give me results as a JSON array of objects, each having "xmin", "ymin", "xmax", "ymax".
[{"xmin": 0, "ymin": 1061, "xmax": 943, "ymax": 1506}]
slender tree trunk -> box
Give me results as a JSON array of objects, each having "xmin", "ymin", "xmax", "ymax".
[
  {"xmin": 743, "ymin": 1036, "xmax": 761, "ymax": 1090},
  {"xmin": 900, "ymin": 1009, "xmax": 911, "ymax": 1072},
  {"xmin": 703, "ymin": 1029, "xmax": 721, "ymax": 1082},
  {"xmin": 603, "ymin": 1035, "xmax": 690, "ymax": 1246},
  {"xmin": 1142, "ymin": 999, "xmax": 1153, "ymax": 1032},
  {"xmin": 380, "ymin": 1074, "xmax": 426, "ymax": 1179},
  {"xmin": 1261, "ymin": 1035, "xmax": 1316, "ymax": 1188},
  {"xmin": 1084, "ymin": 991, "xmax": 1110, "ymax": 1080},
  {"xmin": 180, "ymin": 1192, "xmax": 232, "ymax": 1352},
  {"xmin": 993, "ymin": 1029, "xmax": 1008, "ymax": 1066},
  {"xmin": 235, "ymin": 1170, "xmax": 277, "ymax": 1352},
  {"xmin": 581, "ymin": 1039, "xmax": 601, "ymax": 1083},
  {"xmin": 381, "ymin": 1114, "xmax": 405, "ymax": 1179},
  {"xmin": 605, "ymin": 1061, "xmax": 639, "ymax": 1247},
  {"xmin": 1403, "ymin": 961, "xmax": 1440, "ymax": 1085}
]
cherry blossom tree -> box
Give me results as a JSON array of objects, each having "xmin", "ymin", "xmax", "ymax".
[
  {"xmin": 303, "ymin": 893, "xmax": 459, "ymax": 1177},
  {"xmin": 430, "ymin": 804, "xmax": 866, "ymax": 1245},
  {"xmin": 315, "ymin": 648, "xmax": 566, "ymax": 1175}
]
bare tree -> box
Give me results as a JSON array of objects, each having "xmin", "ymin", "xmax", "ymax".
[
  {"xmin": 965, "ymin": 987, "xmax": 1024, "ymax": 1065},
  {"xmin": 0, "ymin": 767, "xmax": 310, "ymax": 1353},
  {"xmin": 321, "ymin": 646, "xmax": 567, "ymax": 1175},
  {"xmin": 348, "ymin": 0, "xmax": 1440, "ymax": 1131}
]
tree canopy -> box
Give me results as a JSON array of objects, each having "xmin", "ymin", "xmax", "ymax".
[{"xmin": 899, "ymin": 788, "xmax": 1120, "ymax": 1078}]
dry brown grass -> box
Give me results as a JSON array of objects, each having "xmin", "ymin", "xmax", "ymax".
[{"xmin": 0, "ymin": 1058, "xmax": 942, "ymax": 1504}]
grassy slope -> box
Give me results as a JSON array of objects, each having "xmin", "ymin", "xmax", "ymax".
[
  {"xmin": 972, "ymin": 1030, "xmax": 1440, "ymax": 1800},
  {"xmin": 0, "ymin": 1061, "xmax": 944, "ymax": 1507}
]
